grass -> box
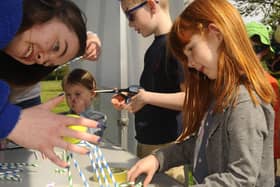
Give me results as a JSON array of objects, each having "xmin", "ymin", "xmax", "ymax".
[{"xmin": 41, "ymin": 80, "xmax": 69, "ymax": 113}]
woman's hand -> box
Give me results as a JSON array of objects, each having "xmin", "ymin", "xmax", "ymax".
[
  {"xmin": 127, "ymin": 155, "xmax": 159, "ymax": 187},
  {"xmin": 83, "ymin": 32, "xmax": 101, "ymax": 61},
  {"xmin": 7, "ymin": 94, "xmax": 100, "ymax": 168}
]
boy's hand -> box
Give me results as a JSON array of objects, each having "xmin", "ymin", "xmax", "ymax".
[{"xmin": 111, "ymin": 94, "xmax": 130, "ymax": 111}]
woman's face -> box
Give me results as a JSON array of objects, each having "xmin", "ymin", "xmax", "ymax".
[
  {"xmin": 4, "ymin": 18, "xmax": 79, "ymax": 66},
  {"xmin": 64, "ymin": 83, "xmax": 95, "ymax": 114},
  {"xmin": 183, "ymin": 28, "xmax": 221, "ymax": 80}
]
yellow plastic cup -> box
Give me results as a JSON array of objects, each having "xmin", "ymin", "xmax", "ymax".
[
  {"xmin": 91, "ymin": 168, "xmax": 127, "ymax": 184},
  {"xmin": 63, "ymin": 114, "xmax": 88, "ymax": 144}
]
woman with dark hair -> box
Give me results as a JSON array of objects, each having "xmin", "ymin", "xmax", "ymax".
[
  {"xmin": 0, "ymin": 0, "xmax": 101, "ymax": 168},
  {"xmin": 1, "ymin": 0, "xmax": 101, "ymax": 109}
]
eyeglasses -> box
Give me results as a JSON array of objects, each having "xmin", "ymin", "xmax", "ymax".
[{"xmin": 125, "ymin": 1, "xmax": 148, "ymax": 22}]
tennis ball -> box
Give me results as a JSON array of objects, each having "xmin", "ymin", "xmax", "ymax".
[{"xmin": 63, "ymin": 114, "xmax": 88, "ymax": 144}]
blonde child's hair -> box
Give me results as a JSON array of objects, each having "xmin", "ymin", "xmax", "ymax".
[{"xmin": 62, "ymin": 68, "xmax": 96, "ymax": 92}]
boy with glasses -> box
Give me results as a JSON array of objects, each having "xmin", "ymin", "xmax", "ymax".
[{"xmin": 112, "ymin": 0, "xmax": 185, "ymax": 184}]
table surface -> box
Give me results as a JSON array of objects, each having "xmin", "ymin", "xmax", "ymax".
[{"xmin": 0, "ymin": 141, "xmax": 183, "ymax": 187}]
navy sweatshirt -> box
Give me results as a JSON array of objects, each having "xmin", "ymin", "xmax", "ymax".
[{"xmin": 0, "ymin": 80, "xmax": 21, "ymax": 138}]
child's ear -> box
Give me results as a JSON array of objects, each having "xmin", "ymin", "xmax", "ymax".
[
  {"xmin": 91, "ymin": 89, "xmax": 97, "ymax": 97},
  {"xmin": 147, "ymin": 0, "xmax": 157, "ymax": 14},
  {"xmin": 207, "ymin": 23, "xmax": 223, "ymax": 42}
]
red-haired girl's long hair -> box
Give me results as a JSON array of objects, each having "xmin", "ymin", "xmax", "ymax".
[{"xmin": 168, "ymin": 0, "xmax": 275, "ymax": 142}]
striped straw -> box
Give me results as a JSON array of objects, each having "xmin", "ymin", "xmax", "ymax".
[
  {"xmin": 54, "ymin": 151, "xmax": 68, "ymax": 174},
  {"xmin": 54, "ymin": 55, "xmax": 83, "ymax": 71},
  {"xmin": 66, "ymin": 152, "xmax": 73, "ymax": 187},
  {"xmin": 88, "ymin": 151, "xmax": 103, "ymax": 187},
  {"xmin": 92, "ymin": 146, "xmax": 110, "ymax": 187},
  {"xmin": 96, "ymin": 146, "xmax": 117, "ymax": 187},
  {"xmin": 0, "ymin": 162, "xmax": 37, "ymax": 168},
  {"xmin": 69, "ymin": 153, "xmax": 90, "ymax": 187},
  {"xmin": 84, "ymin": 142, "xmax": 117, "ymax": 187},
  {"xmin": 0, "ymin": 172, "xmax": 22, "ymax": 182}
]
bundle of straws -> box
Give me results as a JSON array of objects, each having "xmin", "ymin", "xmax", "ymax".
[
  {"xmin": 63, "ymin": 141, "xmax": 142, "ymax": 187},
  {"xmin": 0, "ymin": 162, "xmax": 38, "ymax": 182}
]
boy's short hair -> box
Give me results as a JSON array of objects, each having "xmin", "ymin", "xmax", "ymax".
[{"xmin": 121, "ymin": 0, "xmax": 169, "ymax": 10}]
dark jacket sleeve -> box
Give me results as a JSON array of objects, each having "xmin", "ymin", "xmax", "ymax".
[
  {"xmin": 0, "ymin": 80, "xmax": 21, "ymax": 138},
  {"xmin": 153, "ymin": 135, "xmax": 196, "ymax": 172}
]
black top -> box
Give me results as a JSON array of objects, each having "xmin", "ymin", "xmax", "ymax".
[
  {"xmin": 135, "ymin": 34, "xmax": 183, "ymax": 144},
  {"xmin": 0, "ymin": 51, "xmax": 57, "ymax": 86}
]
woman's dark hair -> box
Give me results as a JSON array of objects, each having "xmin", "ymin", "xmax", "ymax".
[{"xmin": 19, "ymin": 0, "xmax": 87, "ymax": 57}]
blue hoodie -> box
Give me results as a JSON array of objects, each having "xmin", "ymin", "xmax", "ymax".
[
  {"xmin": 0, "ymin": 0, "xmax": 23, "ymax": 138},
  {"xmin": 0, "ymin": 81, "xmax": 21, "ymax": 138}
]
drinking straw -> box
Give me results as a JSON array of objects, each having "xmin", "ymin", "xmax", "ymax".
[
  {"xmin": 88, "ymin": 151, "xmax": 103, "ymax": 187},
  {"xmin": 69, "ymin": 153, "xmax": 90, "ymax": 187},
  {"xmin": 0, "ymin": 162, "xmax": 38, "ymax": 182},
  {"xmin": 92, "ymin": 145, "xmax": 110, "ymax": 187},
  {"xmin": 0, "ymin": 169, "xmax": 22, "ymax": 182},
  {"xmin": 84, "ymin": 141, "xmax": 117, "ymax": 187},
  {"xmin": 66, "ymin": 152, "xmax": 73, "ymax": 187},
  {"xmin": 96, "ymin": 146, "xmax": 117, "ymax": 187}
]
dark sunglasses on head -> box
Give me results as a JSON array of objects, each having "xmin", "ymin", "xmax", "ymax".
[{"xmin": 125, "ymin": 1, "xmax": 148, "ymax": 22}]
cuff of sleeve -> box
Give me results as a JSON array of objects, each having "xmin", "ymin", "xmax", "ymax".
[
  {"xmin": 0, "ymin": 103, "xmax": 21, "ymax": 139},
  {"xmin": 151, "ymin": 149, "xmax": 166, "ymax": 172}
]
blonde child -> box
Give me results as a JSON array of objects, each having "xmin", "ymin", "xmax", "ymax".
[{"xmin": 62, "ymin": 68, "xmax": 107, "ymax": 137}]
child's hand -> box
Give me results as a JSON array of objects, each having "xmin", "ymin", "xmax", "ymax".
[{"xmin": 127, "ymin": 155, "xmax": 159, "ymax": 187}]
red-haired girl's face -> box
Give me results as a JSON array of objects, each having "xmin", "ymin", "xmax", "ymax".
[{"xmin": 183, "ymin": 25, "xmax": 222, "ymax": 80}]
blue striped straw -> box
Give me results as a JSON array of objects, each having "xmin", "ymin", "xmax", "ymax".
[
  {"xmin": 0, "ymin": 172, "xmax": 21, "ymax": 182},
  {"xmin": 92, "ymin": 146, "xmax": 110, "ymax": 187},
  {"xmin": 69, "ymin": 153, "xmax": 90, "ymax": 187},
  {"xmin": 96, "ymin": 146, "xmax": 118, "ymax": 187},
  {"xmin": 0, "ymin": 162, "xmax": 37, "ymax": 168},
  {"xmin": 88, "ymin": 151, "xmax": 103, "ymax": 187},
  {"xmin": 84, "ymin": 141, "xmax": 117, "ymax": 187}
]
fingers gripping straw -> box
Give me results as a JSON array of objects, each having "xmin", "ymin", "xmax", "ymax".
[{"xmin": 63, "ymin": 114, "xmax": 88, "ymax": 144}]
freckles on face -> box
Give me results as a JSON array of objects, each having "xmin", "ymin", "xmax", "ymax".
[{"xmin": 4, "ymin": 19, "xmax": 79, "ymax": 66}]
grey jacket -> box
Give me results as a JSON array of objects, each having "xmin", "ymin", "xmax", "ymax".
[{"xmin": 154, "ymin": 86, "xmax": 275, "ymax": 187}]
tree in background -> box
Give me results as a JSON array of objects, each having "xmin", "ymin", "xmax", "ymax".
[{"xmin": 233, "ymin": 0, "xmax": 280, "ymax": 28}]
